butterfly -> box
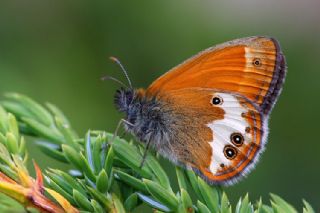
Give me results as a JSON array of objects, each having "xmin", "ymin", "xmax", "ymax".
[{"xmin": 112, "ymin": 36, "xmax": 286, "ymax": 185}]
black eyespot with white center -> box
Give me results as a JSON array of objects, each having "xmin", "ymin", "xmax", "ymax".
[
  {"xmin": 211, "ymin": 96, "xmax": 223, "ymax": 105},
  {"xmin": 223, "ymin": 145, "xmax": 237, "ymax": 160},
  {"xmin": 230, "ymin": 132, "xmax": 244, "ymax": 146},
  {"xmin": 253, "ymin": 58, "xmax": 262, "ymax": 67}
]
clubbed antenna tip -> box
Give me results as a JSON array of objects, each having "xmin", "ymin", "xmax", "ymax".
[{"xmin": 109, "ymin": 56, "xmax": 133, "ymax": 89}]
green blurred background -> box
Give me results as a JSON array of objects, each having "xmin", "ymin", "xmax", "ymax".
[{"xmin": 0, "ymin": 0, "xmax": 319, "ymax": 211}]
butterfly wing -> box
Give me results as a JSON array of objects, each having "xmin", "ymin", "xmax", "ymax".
[
  {"xmin": 145, "ymin": 37, "xmax": 286, "ymax": 184},
  {"xmin": 147, "ymin": 36, "xmax": 286, "ymax": 115},
  {"xmin": 158, "ymin": 88, "xmax": 265, "ymax": 185}
]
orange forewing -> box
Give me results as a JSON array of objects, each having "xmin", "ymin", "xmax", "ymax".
[{"xmin": 146, "ymin": 37, "xmax": 279, "ymax": 109}]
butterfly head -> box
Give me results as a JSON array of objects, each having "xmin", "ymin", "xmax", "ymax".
[
  {"xmin": 109, "ymin": 57, "xmax": 169, "ymax": 145},
  {"xmin": 109, "ymin": 56, "xmax": 138, "ymax": 116},
  {"xmin": 114, "ymin": 87, "xmax": 135, "ymax": 113},
  {"xmin": 114, "ymin": 87, "xmax": 171, "ymax": 147},
  {"xmin": 114, "ymin": 88, "xmax": 151, "ymax": 127}
]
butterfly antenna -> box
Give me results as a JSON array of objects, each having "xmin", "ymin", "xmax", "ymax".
[
  {"xmin": 109, "ymin": 56, "xmax": 133, "ymax": 89},
  {"xmin": 101, "ymin": 75, "xmax": 128, "ymax": 88}
]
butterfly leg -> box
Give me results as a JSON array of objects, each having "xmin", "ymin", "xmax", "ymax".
[
  {"xmin": 139, "ymin": 139, "xmax": 152, "ymax": 169},
  {"xmin": 102, "ymin": 119, "xmax": 133, "ymax": 150}
]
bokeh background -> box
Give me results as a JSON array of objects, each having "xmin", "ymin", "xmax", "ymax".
[{"xmin": 1, "ymin": 0, "xmax": 319, "ymax": 211}]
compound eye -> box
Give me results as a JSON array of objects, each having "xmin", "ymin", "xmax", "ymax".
[
  {"xmin": 142, "ymin": 126, "xmax": 148, "ymax": 133},
  {"xmin": 230, "ymin": 133, "xmax": 244, "ymax": 146},
  {"xmin": 223, "ymin": 145, "xmax": 237, "ymax": 160},
  {"xmin": 211, "ymin": 96, "xmax": 223, "ymax": 105}
]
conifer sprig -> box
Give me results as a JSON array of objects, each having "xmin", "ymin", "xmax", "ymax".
[{"xmin": 0, "ymin": 93, "xmax": 315, "ymax": 213}]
